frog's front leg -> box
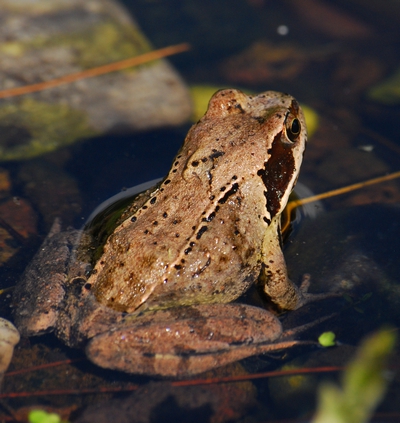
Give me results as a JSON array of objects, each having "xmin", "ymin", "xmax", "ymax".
[
  {"xmin": 260, "ymin": 219, "xmax": 333, "ymax": 310},
  {"xmin": 85, "ymin": 304, "xmax": 297, "ymax": 378},
  {"xmin": 260, "ymin": 218, "xmax": 306, "ymax": 310}
]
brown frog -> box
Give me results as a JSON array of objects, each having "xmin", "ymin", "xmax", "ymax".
[{"xmin": 14, "ymin": 89, "xmax": 315, "ymax": 377}]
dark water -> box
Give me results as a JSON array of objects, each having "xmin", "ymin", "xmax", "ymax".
[{"xmin": 2, "ymin": 1, "xmax": 400, "ymax": 422}]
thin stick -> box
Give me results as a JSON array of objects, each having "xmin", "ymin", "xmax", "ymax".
[{"xmin": 287, "ymin": 170, "xmax": 400, "ymax": 214}]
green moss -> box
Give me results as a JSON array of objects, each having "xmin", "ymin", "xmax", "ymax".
[
  {"xmin": 6, "ymin": 20, "xmax": 153, "ymax": 69},
  {"xmin": 48, "ymin": 21, "xmax": 152, "ymax": 69},
  {"xmin": 0, "ymin": 98, "xmax": 98, "ymax": 160}
]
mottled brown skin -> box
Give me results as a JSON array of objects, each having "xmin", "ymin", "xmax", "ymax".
[{"xmin": 14, "ymin": 89, "xmax": 309, "ymax": 377}]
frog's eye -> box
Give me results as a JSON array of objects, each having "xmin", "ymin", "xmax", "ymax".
[{"xmin": 286, "ymin": 117, "xmax": 301, "ymax": 142}]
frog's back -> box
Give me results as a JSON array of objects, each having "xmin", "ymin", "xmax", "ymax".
[{"xmin": 86, "ymin": 89, "xmax": 306, "ymax": 313}]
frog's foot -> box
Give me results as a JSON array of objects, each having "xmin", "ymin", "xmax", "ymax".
[
  {"xmin": 296, "ymin": 274, "xmax": 342, "ymax": 309},
  {"xmin": 282, "ymin": 312, "xmax": 337, "ymax": 339},
  {"xmin": 86, "ymin": 303, "xmax": 312, "ymax": 378}
]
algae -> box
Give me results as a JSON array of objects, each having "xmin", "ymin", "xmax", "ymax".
[{"xmin": 0, "ymin": 98, "xmax": 98, "ymax": 160}]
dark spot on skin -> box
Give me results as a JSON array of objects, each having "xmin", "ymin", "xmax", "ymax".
[
  {"xmin": 131, "ymin": 216, "xmax": 137, "ymax": 223},
  {"xmin": 192, "ymin": 226, "xmax": 196, "ymax": 230},
  {"xmin": 164, "ymin": 278, "xmax": 168, "ymax": 283},
  {"xmin": 153, "ymin": 241, "xmax": 157, "ymax": 245},
  {"xmin": 150, "ymin": 197, "xmax": 157, "ymax": 205},
  {"xmin": 164, "ymin": 179, "xmax": 171, "ymax": 185},
  {"xmin": 245, "ymin": 247, "xmax": 255, "ymax": 259},
  {"xmin": 184, "ymin": 247, "xmax": 192, "ymax": 254},
  {"xmin": 142, "ymin": 205, "xmax": 148, "ymax": 210},
  {"xmin": 173, "ymin": 220, "xmax": 178, "ymax": 225},
  {"xmin": 172, "ymin": 169, "xmax": 177, "ymax": 173},
  {"xmin": 234, "ymin": 103, "xmax": 244, "ymax": 113},
  {"xmin": 232, "ymin": 175, "xmax": 238, "ymax": 180},
  {"xmin": 174, "ymin": 161, "xmax": 179, "ymax": 166},
  {"xmin": 202, "ymin": 212, "xmax": 215, "ymax": 222},
  {"xmin": 119, "ymin": 262, "xmax": 124, "ymax": 267},
  {"xmin": 253, "ymin": 116, "xmax": 266, "ymax": 124},
  {"xmin": 201, "ymin": 157, "xmax": 208, "ymax": 163},
  {"xmin": 144, "ymin": 229, "xmax": 149, "ymax": 234},
  {"xmin": 191, "ymin": 161, "xmax": 199, "ymax": 167},
  {"xmin": 163, "ymin": 212, "xmax": 168, "ymax": 218},
  {"xmin": 263, "ymin": 216, "xmax": 271, "ymax": 225},
  {"xmin": 153, "ymin": 221, "xmax": 158, "ymax": 226},
  {"xmin": 234, "ymin": 230, "xmax": 240, "ymax": 235},
  {"xmin": 209, "ymin": 195, "xmax": 215, "ymax": 201},
  {"xmin": 257, "ymin": 131, "xmax": 295, "ymax": 218},
  {"xmin": 174, "ymin": 264, "xmax": 182, "ymax": 270},
  {"xmin": 209, "ymin": 150, "xmax": 225, "ymax": 160},
  {"xmin": 196, "ymin": 226, "xmax": 208, "ymax": 240},
  {"xmin": 176, "ymin": 233, "xmax": 180, "ymax": 237},
  {"xmin": 84, "ymin": 283, "xmax": 91, "ymax": 290},
  {"xmin": 218, "ymin": 183, "xmax": 239, "ymax": 204},
  {"xmin": 220, "ymin": 186, "xmax": 226, "ymax": 192},
  {"xmin": 190, "ymin": 242, "xmax": 195, "ymax": 247}
]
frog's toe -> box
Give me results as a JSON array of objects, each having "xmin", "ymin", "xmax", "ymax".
[{"xmin": 296, "ymin": 274, "xmax": 342, "ymax": 309}]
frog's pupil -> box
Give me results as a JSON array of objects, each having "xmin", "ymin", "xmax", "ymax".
[
  {"xmin": 287, "ymin": 118, "xmax": 301, "ymax": 142},
  {"xmin": 291, "ymin": 119, "xmax": 300, "ymax": 134}
]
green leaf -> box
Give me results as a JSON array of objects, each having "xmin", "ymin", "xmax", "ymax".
[
  {"xmin": 28, "ymin": 410, "xmax": 61, "ymax": 423},
  {"xmin": 318, "ymin": 331, "xmax": 336, "ymax": 347},
  {"xmin": 312, "ymin": 329, "xmax": 396, "ymax": 423},
  {"xmin": 361, "ymin": 292, "xmax": 372, "ymax": 302},
  {"xmin": 343, "ymin": 293, "xmax": 353, "ymax": 304}
]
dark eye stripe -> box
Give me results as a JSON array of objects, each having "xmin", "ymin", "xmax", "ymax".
[{"xmin": 256, "ymin": 131, "xmax": 295, "ymax": 218}]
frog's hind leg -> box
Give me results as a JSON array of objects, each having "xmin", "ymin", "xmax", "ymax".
[
  {"xmin": 84, "ymin": 303, "xmax": 283, "ymax": 377},
  {"xmin": 85, "ymin": 303, "xmax": 324, "ymax": 378},
  {"xmin": 13, "ymin": 219, "xmax": 80, "ymax": 336}
]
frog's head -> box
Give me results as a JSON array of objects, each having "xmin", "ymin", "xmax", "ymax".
[{"xmin": 253, "ymin": 91, "xmax": 307, "ymax": 222}]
